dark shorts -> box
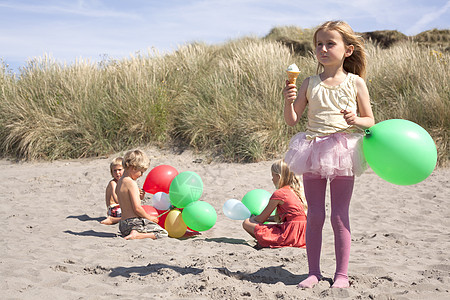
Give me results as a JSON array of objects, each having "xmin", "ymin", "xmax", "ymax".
[{"xmin": 119, "ymin": 217, "xmax": 168, "ymax": 239}]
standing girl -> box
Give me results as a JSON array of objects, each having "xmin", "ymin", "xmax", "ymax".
[
  {"xmin": 242, "ymin": 159, "xmax": 307, "ymax": 248},
  {"xmin": 282, "ymin": 21, "xmax": 375, "ymax": 288}
]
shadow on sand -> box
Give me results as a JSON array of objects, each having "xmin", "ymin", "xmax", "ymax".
[
  {"xmin": 109, "ymin": 263, "xmax": 203, "ymax": 278},
  {"xmin": 109, "ymin": 262, "xmax": 309, "ymax": 286},
  {"xmin": 203, "ymin": 237, "xmax": 251, "ymax": 246},
  {"xmin": 64, "ymin": 229, "xmax": 118, "ymax": 238},
  {"xmin": 216, "ymin": 265, "xmax": 308, "ymax": 285},
  {"xmin": 66, "ymin": 214, "xmax": 105, "ymax": 222}
]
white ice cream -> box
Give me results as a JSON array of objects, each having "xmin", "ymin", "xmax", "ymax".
[{"xmin": 286, "ymin": 63, "xmax": 300, "ymax": 72}]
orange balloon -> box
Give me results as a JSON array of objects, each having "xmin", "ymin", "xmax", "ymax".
[{"xmin": 164, "ymin": 209, "xmax": 187, "ymax": 238}]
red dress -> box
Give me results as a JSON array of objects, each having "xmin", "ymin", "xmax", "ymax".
[{"xmin": 254, "ymin": 186, "xmax": 307, "ymax": 248}]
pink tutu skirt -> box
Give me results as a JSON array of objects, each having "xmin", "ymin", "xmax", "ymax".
[{"xmin": 284, "ymin": 132, "xmax": 367, "ymax": 180}]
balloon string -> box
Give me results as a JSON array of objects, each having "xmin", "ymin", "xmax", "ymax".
[
  {"xmin": 157, "ymin": 207, "xmax": 176, "ymax": 218},
  {"xmin": 333, "ymin": 124, "xmax": 365, "ymax": 134},
  {"xmin": 330, "ymin": 91, "xmax": 366, "ymax": 134}
]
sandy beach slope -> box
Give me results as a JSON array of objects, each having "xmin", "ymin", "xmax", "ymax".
[{"xmin": 1, "ymin": 147, "xmax": 449, "ymax": 299}]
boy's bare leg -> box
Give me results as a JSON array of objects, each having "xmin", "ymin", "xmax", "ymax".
[
  {"xmin": 101, "ymin": 216, "xmax": 121, "ymax": 225},
  {"xmin": 124, "ymin": 230, "xmax": 156, "ymax": 240}
]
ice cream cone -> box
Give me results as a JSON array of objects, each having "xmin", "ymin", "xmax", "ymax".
[{"xmin": 286, "ymin": 71, "xmax": 300, "ymax": 85}]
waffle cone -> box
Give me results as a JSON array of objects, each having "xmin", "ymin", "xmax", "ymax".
[{"xmin": 286, "ymin": 71, "xmax": 300, "ymax": 84}]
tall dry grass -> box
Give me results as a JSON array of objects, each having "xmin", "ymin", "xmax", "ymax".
[
  {"xmin": 0, "ymin": 54, "xmax": 173, "ymax": 160},
  {"xmin": 366, "ymin": 42, "xmax": 449, "ymax": 164},
  {"xmin": 171, "ymin": 38, "xmax": 314, "ymax": 161},
  {"xmin": 0, "ymin": 31, "xmax": 448, "ymax": 165}
]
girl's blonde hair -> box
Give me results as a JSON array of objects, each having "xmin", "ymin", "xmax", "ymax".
[
  {"xmin": 313, "ymin": 20, "xmax": 367, "ymax": 79},
  {"xmin": 123, "ymin": 149, "xmax": 150, "ymax": 171},
  {"xmin": 271, "ymin": 160, "xmax": 307, "ymax": 210},
  {"xmin": 110, "ymin": 157, "xmax": 123, "ymax": 176}
]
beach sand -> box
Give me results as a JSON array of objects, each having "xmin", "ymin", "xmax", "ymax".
[{"xmin": 1, "ymin": 147, "xmax": 449, "ymax": 299}]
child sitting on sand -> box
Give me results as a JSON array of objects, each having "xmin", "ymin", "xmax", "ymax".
[
  {"xmin": 101, "ymin": 157, "xmax": 124, "ymax": 225},
  {"xmin": 242, "ymin": 159, "xmax": 307, "ymax": 248},
  {"xmin": 117, "ymin": 149, "xmax": 168, "ymax": 240}
]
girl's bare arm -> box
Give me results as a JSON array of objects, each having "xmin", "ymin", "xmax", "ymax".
[
  {"xmin": 283, "ymin": 78, "xmax": 309, "ymax": 127},
  {"xmin": 342, "ymin": 77, "xmax": 374, "ymax": 129},
  {"xmin": 253, "ymin": 199, "xmax": 283, "ymax": 223}
]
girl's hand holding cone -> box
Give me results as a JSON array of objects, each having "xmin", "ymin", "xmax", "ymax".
[{"xmin": 283, "ymin": 82, "xmax": 297, "ymax": 104}]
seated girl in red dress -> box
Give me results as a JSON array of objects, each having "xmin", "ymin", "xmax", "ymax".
[{"xmin": 242, "ymin": 159, "xmax": 307, "ymax": 248}]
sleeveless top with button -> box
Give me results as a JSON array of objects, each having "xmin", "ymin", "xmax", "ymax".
[{"xmin": 305, "ymin": 73, "xmax": 359, "ymax": 140}]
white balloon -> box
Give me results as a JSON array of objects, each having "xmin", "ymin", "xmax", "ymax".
[
  {"xmin": 222, "ymin": 199, "xmax": 251, "ymax": 220},
  {"xmin": 152, "ymin": 192, "xmax": 171, "ymax": 210}
]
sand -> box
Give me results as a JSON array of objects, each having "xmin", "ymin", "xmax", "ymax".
[{"xmin": 1, "ymin": 147, "xmax": 449, "ymax": 299}]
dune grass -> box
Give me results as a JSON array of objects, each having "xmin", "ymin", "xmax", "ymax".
[
  {"xmin": 0, "ymin": 28, "xmax": 448, "ymax": 166},
  {"xmin": 0, "ymin": 55, "xmax": 172, "ymax": 159},
  {"xmin": 366, "ymin": 42, "xmax": 449, "ymax": 164}
]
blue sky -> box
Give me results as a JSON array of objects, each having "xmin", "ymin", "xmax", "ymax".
[{"xmin": 1, "ymin": 0, "xmax": 449, "ymax": 72}]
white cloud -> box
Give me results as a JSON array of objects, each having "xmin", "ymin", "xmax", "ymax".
[{"xmin": 407, "ymin": 0, "xmax": 450, "ymax": 34}]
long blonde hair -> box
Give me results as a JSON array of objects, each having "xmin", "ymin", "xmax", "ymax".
[
  {"xmin": 271, "ymin": 160, "xmax": 307, "ymax": 210},
  {"xmin": 313, "ymin": 20, "xmax": 367, "ymax": 79}
]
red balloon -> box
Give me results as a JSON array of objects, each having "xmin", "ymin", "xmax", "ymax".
[
  {"xmin": 142, "ymin": 205, "xmax": 159, "ymax": 223},
  {"xmin": 156, "ymin": 209, "xmax": 169, "ymax": 228},
  {"xmin": 143, "ymin": 165, "xmax": 178, "ymax": 194}
]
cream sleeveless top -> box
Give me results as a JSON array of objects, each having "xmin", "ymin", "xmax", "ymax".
[{"xmin": 305, "ymin": 73, "xmax": 359, "ymax": 139}]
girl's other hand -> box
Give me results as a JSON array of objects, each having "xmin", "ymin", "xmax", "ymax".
[
  {"xmin": 139, "ymin": 188, "xmax": 145, "ymax": 200},
  {"xmin": 341, "ymin": 109, "xmax": 357, "ymax": 125},
  {"xmin": 283, "ymin": 80, "xmax": 297, "ymax": 104}
]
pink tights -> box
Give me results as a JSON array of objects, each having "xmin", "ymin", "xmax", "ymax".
[{"xmin": 298, "ymin": 173, "xmax": 354, "ymax": 289}]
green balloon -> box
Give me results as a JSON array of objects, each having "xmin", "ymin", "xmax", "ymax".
[
  {"xmin": 241, "ymin": 189, "xmax": 272, "ymax": 215},
  {"xmin": 169, "ymin": 171, "xmax": 204, "ymax": 208},
  {"xmin": 363, "ymin": 119, "xmax": 437, "ymax": 185},
  {"xmin": 182, "ymin": 201, "xmax": 217, "ymax": 231}
]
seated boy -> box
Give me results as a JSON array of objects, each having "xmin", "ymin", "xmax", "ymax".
[
  {"xmin": 117, "ymin": 149, "xmax": 168, "ymax": 240},
  {"xmin": 101, "ymin": 157, "xmax": 124, "ymax": 225}
]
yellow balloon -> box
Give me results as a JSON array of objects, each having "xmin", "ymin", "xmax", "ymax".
[{"xmin": 164, "ymin": 209, "xmax": 187, "ymax": 238}]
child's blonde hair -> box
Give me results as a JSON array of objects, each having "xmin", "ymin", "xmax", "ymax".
[
  {"xmin": 313, "ymin": 20, "xmax": 367, "ymax": 79},
  {"xmin": 110, "ymin": 157, "xmax": 123, "ymax": 176},
  {"xmin": 123, "ymin": 149, "xmax": 150, "ymax": 171},
  {"xmin": 271, "ymin": 160, "xmax": 307, "ymax": 210}
]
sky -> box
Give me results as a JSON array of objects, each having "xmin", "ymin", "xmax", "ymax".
[{"xmin": 1, "ymin": 0, "xmax": 449, "ymax": 72}]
